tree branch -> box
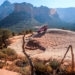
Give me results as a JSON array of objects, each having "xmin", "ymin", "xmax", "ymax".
[
  {"xmin": 22, "ymin": 34, "xmax": 34, "ymax": 75},
  {"xmin": 60, "ymin": 45, "xmax": 74, "ymax": 72}
]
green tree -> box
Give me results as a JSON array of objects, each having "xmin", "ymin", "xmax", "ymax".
[
  {"xmin": 0, "ymin": 29, "xmax": 12, "ymax": 48},
  {"xmin": 29, "ymin": 29, "xmax": 33, "ymax": 34}
]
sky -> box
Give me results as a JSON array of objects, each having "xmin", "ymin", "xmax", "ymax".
[{"xmin": 0, "ymin": 0, "xmax": 75, "ymax": 8}]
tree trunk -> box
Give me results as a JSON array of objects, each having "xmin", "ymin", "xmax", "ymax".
[{"xmin": 22, "ymin": 34, "xmax": 34, "ymax": 75}]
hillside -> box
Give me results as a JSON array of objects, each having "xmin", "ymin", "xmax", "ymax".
[
  {"xmin": 57, "ymin": 8, "xmax": 75, "ymax": 23},
  {"xmin": 0, "ymin": 0, "xmax": 14, "ymax": 20},
  {"xmin": 0, "ymin": 2, "xmax": 65, "ymax": 32},
  {"xmin": 0, "ymin": 1, "xmax": 75, "ymax": 31}
]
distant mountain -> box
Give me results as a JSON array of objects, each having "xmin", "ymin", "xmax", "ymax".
[
  {"xmin": 0, "ymin": 1, "xmax": 75, "ymax": 32},
  {"xmin": 0, "ymin": 2, "xmax": 63, "ymax": 32},
  {"xmin": 0, "ymin": 0, "xmax": 14, "ymax": 20},
  {"xmin": 57, "ymin": 8, "xmax": 75, "ymax": 23}
]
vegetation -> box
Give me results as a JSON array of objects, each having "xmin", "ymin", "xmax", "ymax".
[
  {"xmin": 0, "ymin": 51, "xmax": 7, "ymax": 59},
  {"xmin": 15, "ymin": 58, "xmax": 28, "ymax": 67},
  {"xmin": 0, "ymin": 48, "xmax": 17, "ymax": 61},
  {"xmin": 50, "ymin": 59, "xmax": 60, "ymax": 70},
  {"xmin": 34, "ymin": 61, "xmax": 52, "ymax": 75},
  {"xmin": 0, "ymin": 61, "xmax": 5, "ymax": 68},
  {"xmin": 0, "ymin": 28, "xmax": 74, "ymax": 75},
  {"xmin": 0, "ymin": 29, "xmax": 12, "ymax": 48},
  {"xmin": 19, "ymin": 29, "xmax": 33, "ymax": 35},
  {"xmin": 0, "ymin": 48, "xmax": 17, "ymax": 69},
  {"xmin": 6, "ymin": 55, "xmax": 31, "ymax": 75}
]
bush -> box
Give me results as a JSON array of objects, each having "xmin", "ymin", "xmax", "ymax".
[
  {"xmin": 28, "ymin": 29, "xmax": 33, "ymax": 34},
  {"xmin": 49, "ymin": 59, "xmax": 60, "ymax": 70},
  {"xmin": 15, "ymin": 58, "xmax": 28, "ymax": 67},
  {"xmin": 65, "ymin": 65, "xmax": 74, "ymax": 73},
  {"xmin": 7, "ymin": 62, "xmax": 30, "ymax": 75},
  {"xmin": 7, "ymin": 63, "xmax": 21, "ymax": 72},
  {"xmin": 0, "ymin": 48, "xmax": 17, "ymax": 61},
  {"xmin": 0, "ymin": 61, "xmax": 5, "ymax": 68},
  {"xmin": 20, "ymin": 67, "xmax": 31, "ymax": 75},
  {"xmin": 34, "ymin": 61, "xmax": 52, "ymax": 75},
  {"xmin": 61, "ymin": 72, "xmax": 75, "ymax": 75},
  {"xmin": 0, "ymin": 51, "xmax": 7, "ymax": 59},
  {"xmin": 18, "ymin": 29, "xmax": 33, "ymax": 35},
  {"xmin": 0, "ymin": 29, "xmax": 12, "ymax": 48},
  {"xmin": 2, "ymin": 48, "xmax": 16, "ymax": 56}
]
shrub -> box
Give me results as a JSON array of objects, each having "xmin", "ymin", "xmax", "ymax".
[
  {"xmin": 65, "ymin": 65, "xmax": 74, "ymax": 73},
  {"xmin": 20, "ymin": 67, "xmax": 31, "ymax": 75},
  {"xmin": 7, "ymin": 62, "xmax": 30, "ymax": 75},
  {"xmin": 2, "ymin": 48, "xmax": 16, "ymax": 55},
  {"xmin": 0, "ymin": 48, "xmax": 17, "ymax": 61},
  {"xmin": 0, "ymin": 51, "xmax": 7, "ymax": 59},
  {"xmin": 49, "ymin": 59, "xmax": 60, "ymax": 70},
  {"xmin": 0, "ymin": 61, "xmax": 5, "ymax": 68},
  {"xmin": 34, "ymin": 61, "xmax": 52, "ymax": 75},
  {"xmin": 29, "ymin": 29, "xmax": 33, "ymax": 33},
  {"xmin": 0, "ymin": 29, "xmax": 12, "ymax": 48},
  {"xmin": 7, "ymin": 63, "xmax": 21, "ymax": 72},
  {"xmin": 19, "ymin": 29, "xmax": 33, "ymax": 35},
  {"xmin": 12, "ymin": 32, "xmax": 16, "ymax": 36},
  {"xmin": 15, "ymin": 58, "xmax": 28, "ymax": 67}
]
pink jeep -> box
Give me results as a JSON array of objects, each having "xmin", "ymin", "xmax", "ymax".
[{"xmin": 37, "ymin": 25, "xmax": 48, "ymax": 33}]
